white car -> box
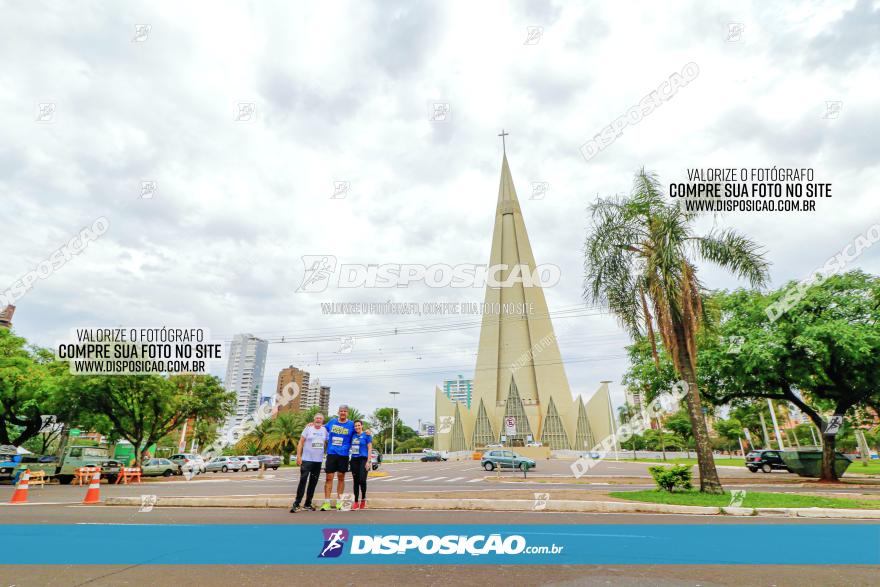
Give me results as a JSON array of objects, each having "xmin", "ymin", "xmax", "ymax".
[{"xmin": 238, "ymin": 456, "xmax": 261, "ymax": 471}]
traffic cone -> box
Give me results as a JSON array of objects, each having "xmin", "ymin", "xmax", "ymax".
[
  {"xmin": 10, "ymin": 470, "xmax": 29, "ymax": 504},
  {"xmin": 83, "ymin": 471, "xmax": 101, "ymax": 504}
]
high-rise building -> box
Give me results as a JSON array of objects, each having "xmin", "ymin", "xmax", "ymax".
[
  {"xmin": 275, "ymin": 366, "xmax": 309, "ymax": 414},
  {"xmin": 221, "ymin": 333, "xmax": 268, "ymax": 441},
  {"xmin": 443, "ymin": 375, "xmax": 473, "ymax": 408},
  {"xmin": 0, "ymin": 305, "xmax": 14, "ymax": 329},
  {"xmin": 434, "ymin": 147, "xmax": 613, "ymax": 451},
  {"xmin": 275, "ymin": 368, "xmax": 331, "ymax": 415}
]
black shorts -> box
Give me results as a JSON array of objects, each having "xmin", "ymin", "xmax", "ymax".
[{"xmin": 325, "ymin": 453, "xmax": 349, "ymax": 474}]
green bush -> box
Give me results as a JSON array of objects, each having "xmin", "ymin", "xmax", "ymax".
[{"xmin": 648, "ymin": 464, "xmax": 693, "ymax": 492}]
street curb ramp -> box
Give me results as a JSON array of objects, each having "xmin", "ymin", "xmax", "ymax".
[{"xmin": 102, "ymin": 496, "xmax": 880, "ymax": 519}]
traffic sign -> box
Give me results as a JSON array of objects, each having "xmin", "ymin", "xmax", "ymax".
[{"xmin": 504, "ymin": 417, "xmax": 517, "ymax": 436}]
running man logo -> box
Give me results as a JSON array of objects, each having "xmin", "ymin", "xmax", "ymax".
[{"xmin": 318, "ymin": 528, "xmax": 349, "ymax": 558}]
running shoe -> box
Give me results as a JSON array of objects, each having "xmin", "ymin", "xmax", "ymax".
[
  {"xmin": 360, "ymin": 500, "xmax": 367, "ymax": 510},
  {"xmin": 289, "ymin": 504, "xmax": 300, "ymax": 513},
  {"xmin": 335, "ymin": 500, "xmax": 344, "ymax": 510},
  {"xmin": 319, "ymin": 501, "xmax": 331, "ymax": 511},
  {"xmin": 304, "ymin": 504, "xmax": 316, "ymax": 511}
]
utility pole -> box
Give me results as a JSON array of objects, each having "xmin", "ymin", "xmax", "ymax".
[{"xmin": 389, "ymin": 391, "xmax": 400, "ymax": 461}]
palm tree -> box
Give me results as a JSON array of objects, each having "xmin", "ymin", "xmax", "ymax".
[
  {"xmin": 584, "ymin": 169, "xmax": 769, "ymax": 493},
  {"xmin": 236, "ymin": 418, "xmax": 273, "ymax": 454},
  {"xmin": 265, "ymin": 412, "xmax": 305, "ymax": 465}
]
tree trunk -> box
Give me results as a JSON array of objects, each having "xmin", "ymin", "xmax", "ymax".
[
  {"xmin": 820, "ymin": 431, "xmax": 838, "ymax": 482},
  {"xmin": 672, "ymin": 326, "xmax": 724, "ymax": 493}
]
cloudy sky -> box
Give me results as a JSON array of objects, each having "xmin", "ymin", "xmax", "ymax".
[{"xmin": 2, "ymin": 0, "xmax": 878, "ymax": 429}]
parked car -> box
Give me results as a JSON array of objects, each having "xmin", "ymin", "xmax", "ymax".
[
  {"xmin": 420, "ymin": 450, "xmax": 447, "ymax": 462},
  {"xmin": 206, "ymin": 456, "xmax": 244, "ymax": 473},
  {"xmin": 486, "ymin": 443, "xmax": 503, "ymax": 449},
  {"xmin": 238, "ymin": 456, "xmax": 261, "ymax": 471},
  {"xmin": 526, "ymin": 441, "xmax": 543, "ymax": 447},
  {"xmin": 141, "ymin": 458, "xmax": 178, "ymax": 477},
  {"xmin": 255, "ymin": 455, "xmax": 281, "ymax": 470},
  {"xmin": 745, "ymin": 450, "xmax": 790, "ymax": 473},
  {"xmin": 370, "ymin": 449, "xmax": 381, "ymax": 470},
  {"xmin": 481, "ymin": 450, "xmax": 536, "ymax": 471},
  {"xmin": 169, "ymin": 453, "xmax": 206, "ymax": 475}
]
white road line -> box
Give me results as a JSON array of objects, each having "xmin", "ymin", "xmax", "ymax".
[
  {"xmin": 467, "ymin": 478, "xmax": 482, "ymax": 483},
  {"xmin": 389, "ymin": 476, "xmax": 411, "ymax": 481},
  {"xmin": 445, "ymin": 477, "xmax": 466, "ymax": 483},
  {"xmin": 424, "ymin": 477, "xmax": 447, "ymax": 482},
  {"xmin": 404, "ymin": 476, "xmax": 429, "ymax": 482}
]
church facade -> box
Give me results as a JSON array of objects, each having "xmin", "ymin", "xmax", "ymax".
[{"xmin": 434, "ymin": 150, "xmax": 614, "ymax": 452}]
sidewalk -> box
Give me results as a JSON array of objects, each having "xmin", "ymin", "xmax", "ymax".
[{"xmin": 103, "ymin": 493, "xmax": 880, "ymax": 519}]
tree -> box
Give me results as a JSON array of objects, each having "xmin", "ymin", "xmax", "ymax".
[
  {"xmin": 584, "ymin": 169, "xmax": 769, "ymax": 492},
  {"xmin": 70, "ymin": 373, "xmax": 234, "ymax": 466},
  {"xmin": 666, "ymin": 409, "xmax": 694, "ymax": 458},
  {"xmin": 714, "ymin": 417, "xmax": 743, "ymax": 453},
  {"xmin": 0, "ymin": 330, "xmax": 63, "ymax": 446},
  {"xmin": 265, "ymin": 412, "xmax": 305, "ymax": 465},
  {"xmin": 698, "ymin": 271, "xmax": 880, "ymax": 480}
]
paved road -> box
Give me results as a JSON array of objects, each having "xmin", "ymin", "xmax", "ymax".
[
  {"xmin": 2, "ymin": 460, "xmax": 876, "ymax": 504},
  {"xmin": 0, "ymin": 507, "xmax": 876, "ymax": 587}
]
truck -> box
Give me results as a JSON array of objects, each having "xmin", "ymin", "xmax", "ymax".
[{"xmin": 1, "ymin": 445, "xmax": 123, "ymax": 484}]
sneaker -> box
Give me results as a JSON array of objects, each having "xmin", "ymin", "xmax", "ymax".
[
  {"xmin": 319, "ymin": 502, "xmax": 331, "ymax": 511},
  {"xmin": 360, "ymin": 500, "xmax": 367, "ymax": 510},
  {"xmin": 335, "ymin": 501, "xmax": 344, "ymax": 511},
  {"xmin": 304, "ymin": 504, "xmax": 316, "ymax": 511},
  {"xmin": 352, "ymin": 501, "xmax": 361, "ymax": 510},
  {"xmin": 289, "ymin": 504, "xmax": 300, "ymax": 513}
]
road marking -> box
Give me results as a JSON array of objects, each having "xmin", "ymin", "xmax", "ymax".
[
  {"xmin": 403, "ymin": 476, "xmax": 429, "ymax": 482},
  {"xmin": 467, "ymin": 478, "xmax": 482, "ymax": 483},
  {"xmin": 389, "ymin": 476, "xmax": 411, "ymax": 481},
  {"xmin": 424, "ymin": 477, "xmax": 447, "ymax": 482},
  {"xmin": 446, "ymin": 477, "xmax": 466, "ymax": 483}
]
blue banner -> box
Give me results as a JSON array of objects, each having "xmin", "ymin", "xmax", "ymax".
[{"xmin": 1, "ymin": 524, "xmax": 878, "ymax": 565}]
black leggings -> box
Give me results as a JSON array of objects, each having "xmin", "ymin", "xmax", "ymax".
[{"xmin": 350, "ymin": 456, "xmax": 368, "ymax": 501}]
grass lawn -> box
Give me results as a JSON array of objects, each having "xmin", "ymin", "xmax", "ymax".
[
  {"xmin": 609, "ymin": 489, "xmax": 880, "ymax": 509},
  {"xmin": 629, "ymin": 458, "xmax": 880, "ymax": 475}
]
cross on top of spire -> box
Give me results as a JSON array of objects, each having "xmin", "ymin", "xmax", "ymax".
[{"xmin": 498, "ymin": 129, "xmax": 509, "ymax": 154}]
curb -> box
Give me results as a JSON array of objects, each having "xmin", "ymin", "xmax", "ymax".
[{"xmin": 102, "ymin": 496, "xmax": 880, "ymax": 519}]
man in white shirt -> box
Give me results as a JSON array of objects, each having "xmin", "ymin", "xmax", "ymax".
[{"xmin": 290, "ymin": 413, "xmax": 328, "ymax": 513}]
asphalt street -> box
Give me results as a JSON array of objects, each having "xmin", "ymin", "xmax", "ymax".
[{"xmin": 2, "ymin": 459, "xmax": 877, "ymax": 504}]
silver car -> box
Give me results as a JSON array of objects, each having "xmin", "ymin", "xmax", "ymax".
[
  {"xmin": 205, "ymin": 456, "xmax": 244, "ymax": 473},
  {"xmin": 169, "ymin": 453, "xmax": 206, "ymax": 475},
  {"xmin": 238, "ymin": 456, "xmax": 261, "ymax": 471}
]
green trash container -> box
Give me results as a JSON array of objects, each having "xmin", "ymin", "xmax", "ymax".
[{"xmin": 781, "ymin": 450, "xmax": 852, "ymax": 478}]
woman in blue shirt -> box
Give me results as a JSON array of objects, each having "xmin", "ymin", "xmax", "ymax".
[{"xmin": 349, "ymin": 420, "xmax": 373, "ymax": 510}]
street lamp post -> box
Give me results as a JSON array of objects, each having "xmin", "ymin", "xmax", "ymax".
[{"xmin": 389, "ymin": 391, "xmax": 400, "ymax": 461}]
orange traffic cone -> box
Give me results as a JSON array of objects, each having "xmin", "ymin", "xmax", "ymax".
[
  {"xmin": 10, "ymin": 470, "xmax": 30, "ymax": 504},
  {"xmin": 82, "ymin": 471, "xmax": 101, "ymax": 504}
]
